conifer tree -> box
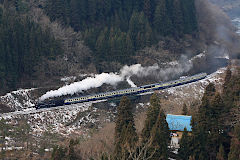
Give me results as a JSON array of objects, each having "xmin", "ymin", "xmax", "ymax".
[
  {"xmin": 224, "ymin": 68, "xmax": 232, "ymax": 86},
  {"xmin": 114, "ymin": 96, "xmax": 137, "ymax": 159},
  {"xmin": 149, "ymin": 110, "xmax": 170, "ymax": 159},
  {"xmin": 190, "ymin": 83, "xmax": 230, "ymax": 159},
  {"xmin": 179, "ymin": 128, "xmax": 191, "ymax": 160},
  {"xmin": 153, "ymin": 0, "xmax": 166, "ymax": 34},
  {"xmin": 228, "ymin": 124, "xmax": 240, "ymax": 160},
  {"xmin": 51, "ymin": 146, "xmax": 67, "ymax": 160},
  {"xmin": 189, "ymin": 83, "xmax": 217, "ymax": 159},
  {"xmin": 182, "ymin": 103, "xmax": 188, "ymax": 115},
  {"xmin": 142, "ymin": 93, "xmax": 161, "ymax": 143},
  {"xmin": 143, "ymin": 0, "xmax": 151, "ymax": 20},
  {"xmin": 69, "ymin": 139, "xmax": 78, "ymax": 160},
  {"xmin": 222, "ymin": 68, "xmax": 234, "ymax": 111},
  {"xmin": 172, "ymin": 0, "xmax": 184, "ymax": 36},
  {"xmin": 207, "ymin": 93, "xmax": 228, "ymax": 159}
]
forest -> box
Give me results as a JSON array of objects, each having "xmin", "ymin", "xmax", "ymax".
[
  {"xmin": 0, "ymin": 4, "xmax": 62, "ymax": 94},
  {"xmin": 45, "ymin": 0, "xmax": 198, "ymax": 64},
  {"xmin": 0, "ymin": 0, "xmax": 199, "ymax": 94}
]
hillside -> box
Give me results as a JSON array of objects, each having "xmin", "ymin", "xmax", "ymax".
[
  {"xmin": 0, "ymin": 65, "xmax": 239, "ymax": 159},
  {"xmin": 0, "ymin": 0, "xmax": 239, "ymax": 96},
  {"xmin": 0, "ymin": 0, "xmax": 239, "ymax": 158}
]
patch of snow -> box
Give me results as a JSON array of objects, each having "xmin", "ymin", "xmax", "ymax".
[
  {"xmin": 109, "ymin": 103, "xmax": 117, "ymax": 107},
  {"xmin": 61, "ymin": 76, "xmax": 76, "ymax": 82},
  {"xmin": 0, "ymin": 88, "xmax": 36, "ymax": 111},
  {"xmin": 232, "ymin": 18, "xmax": 240, "ymax": 35},
  {"xmin": 160, "ymin": 68, "xmax": 226, "ymax": 107},
  {"xmin": 45, "ymin": 148, "xmax": 53, "ymax": 152},
  {"xmin": 190, "ymin": 52, "xmax": 206, "ymax": 61}
]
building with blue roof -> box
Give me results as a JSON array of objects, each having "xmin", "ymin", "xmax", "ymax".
[{"xmin": 166, "ymin": 114, "xmax": 192, "ymax": 132}]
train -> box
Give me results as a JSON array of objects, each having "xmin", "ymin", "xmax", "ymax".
[{"xmin": 36, "ymin": 73, "xmax": 207, "ymax": 109}]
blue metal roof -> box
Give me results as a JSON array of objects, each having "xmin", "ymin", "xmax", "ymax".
[{"xmin": 166, "ymin": 114, "xmax": 192, "ymax": 131}]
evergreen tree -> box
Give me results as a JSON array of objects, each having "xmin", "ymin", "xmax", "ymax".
[
  {"xmin": 51, "ymin": 146, "xmax": 67, "ymax": 160},
  {"xmin": 189, "ymin": 83, "xmax": 216, "ymax": 159},
  {"xmin": 224, "ymin": 68, "xmax": 232, "ymax": 85},
  {"xmin": 179, "ymin": 128, "xmax": 191, "ymax": 160},
  {"xmin": 143, "ymin": 0, "xmax": 152, "ymax": 20},
  {"xmin": 114, "ymin": 96, "xmax": 138, "ymax": 159},
  {"xmin": 182, "ymin": 103, "xmax": 188, "ymax": 115},
  {"xmin": 180, "ymin": 0, "xmax": 198, "ymax": 34},
  {"xmin": 172, "ymin": 0, "xmax": 184, "ymax": 36},
  {"xmin": 222, "ymin": 68, "xmax": 235, "ymax": 111},
  {"xmin": 142, "ymin": 93, "xmax": 161, "ymax": 143},
  {"xmin": 190, "ymin": 83, "xmax": 231, "ymax": 159},
  {"xmin": 68, "ymin": 139, "xmax": 78, "ymax": 160},
  {"xmin": 149, "ymin": 110, "xmax": 170, "ymax": 159},
  {"xmin": 153, "ymin": 0, "xmax": 166, "ymax": 35},
  {"xmin": 228, "ymin": 124, "xmax": 240, "ymax": 160}
]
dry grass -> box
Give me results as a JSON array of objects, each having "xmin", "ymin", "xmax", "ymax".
[{"xmin": 75, "ymin": 123, "xmax": 115, "ymax": 159}]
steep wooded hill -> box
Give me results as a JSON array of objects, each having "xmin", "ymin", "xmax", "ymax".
[
  {"xmin": 0, "ymin": 5, "xmax": 62, "ymax": 94},
  {"xmin": 45, "ymin": 0, "xmax": 198, "ymax": 65},
  {"xmin": 0, "ymin": 0, "xmax": 239, "ymax": 96}
]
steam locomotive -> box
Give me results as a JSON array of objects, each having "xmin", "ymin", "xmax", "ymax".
[{"xmin": 36, "ymin": 73, "xmax": 207, "ymax": 109}]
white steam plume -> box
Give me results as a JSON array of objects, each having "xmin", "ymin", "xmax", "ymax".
[
  {"xmin": 40, "ymin": 56, "xmax": 192, "ymax": 101},
  {"xmin": 40, "ymin": 73, "xmax": 123, "ymax": 101},
  {"xmin": 126, "ymin": 77, "xmax": 137, "ymax": 88}
]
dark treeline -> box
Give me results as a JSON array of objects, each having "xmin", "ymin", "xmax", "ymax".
[
  {"xmin": 45, "ymin": 0, "xmax": 198, "ymax": 64},
  {"xmin": 178, "ymin": 67, "xmax": 240, "ymax": 160},
  {"xmin": 0, "ymin": 5, "xmax": 62, "ymax": 93}
]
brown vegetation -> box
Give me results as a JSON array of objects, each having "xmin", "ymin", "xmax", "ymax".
[{"xmin": 75, "ymin": 123, "xmax": 115, "ymax": 159}]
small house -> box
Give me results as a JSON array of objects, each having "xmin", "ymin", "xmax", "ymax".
[{"xmin": 166, "ymin": 114, "xmax": 192, "ymax": 148}]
